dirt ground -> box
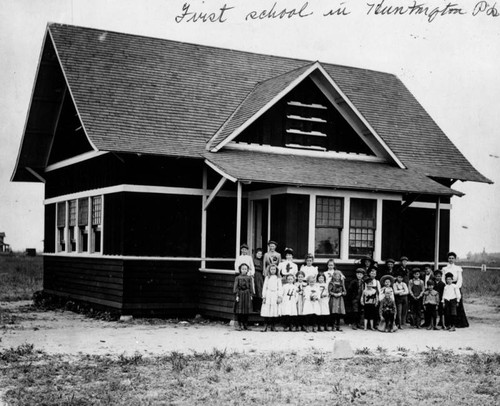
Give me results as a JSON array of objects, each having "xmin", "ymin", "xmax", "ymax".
[{"xmin": 1, "ymin": 296, "xmax": 499, "ymax": 356}]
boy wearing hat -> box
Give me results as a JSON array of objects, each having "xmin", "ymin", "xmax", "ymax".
[
  {"xmin": 234, "ymin": 243, "xmax": 255, "ymax": 275},
  {"xmin": 383, "ymin": 258, "xmax": 396, "ymax": 278},
  {"xmin": 442, "ymin": 272, "xmax": 461, "ymax": 331},
  {"xmin": 347, "ymin": 268, "xmax": 365, "ymax": 329},
  {"xmin": 423, "ymin": 279, "xmax": 440, "ymax": 330},
  {"xmin": 396, "ymin": 256, "xmax": 411, "ymax": 285},
  {"xmin": 408, "ymin": 268, "xmax": 425, "ymax": 328},
  {"xmin": 433, "ymin": 269, "xmax": 446, "ymax": 327},
  {"xmin": 379, "ymin": 289, "xmax": 396, "ymax": 332},
  {"xmin": 393, "ymin": 271, "xmax": 409, "ymax": 329}
]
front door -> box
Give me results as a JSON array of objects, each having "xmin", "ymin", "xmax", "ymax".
[{"xmin": 252, "ymin": 199, "xmax": 268, "ymax": 252}]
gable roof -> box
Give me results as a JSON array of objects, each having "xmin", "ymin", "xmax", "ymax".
[{"xmin": 12, "ymin": 23, "xmax": 491, "ymax": 186}]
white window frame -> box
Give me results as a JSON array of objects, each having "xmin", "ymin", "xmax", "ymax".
[{"xmin": 54, "ymin": 194, "xmax": 103, "ymax": 255}]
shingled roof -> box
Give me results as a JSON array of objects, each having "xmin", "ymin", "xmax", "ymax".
[
  {"xmin": 12, "ymin": 23, "xmax": 491, "ymax": 187},
  {"xmin": 204, "ymin": 150, "xmax": 463, "ymax": 196}
]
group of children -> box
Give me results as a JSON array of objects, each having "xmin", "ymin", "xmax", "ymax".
[{"xmin": 233, "ymin": 242, "xmax": 464, "ymax": 333}]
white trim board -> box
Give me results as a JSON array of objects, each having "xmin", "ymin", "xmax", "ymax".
[
  {"xmin": 225, "ymin": 142, "xmax": 386, "ymax": 162},
  {"xmin": 44, "ymin": 184, "xmax": 240, "ymax": 205},
  {"xmin": 43, "ymin": 253, "xmax": 235, "ymax": 261},
  {"xmin": 45, "ymin": 151, "xmax": 108, "ymax": 172},
  {"xmin": 247, "ymin": 186, "xmax": 402, "ymax": 202},
  {"xmin": 408, "ymin": 202, "xmax": 452, "ymax": 210}
]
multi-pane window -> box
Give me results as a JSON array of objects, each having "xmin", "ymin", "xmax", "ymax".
[
  {"xmin": 349, "ymin": 198, "xmax": 376, "ymax": 258},
  {"xmin": 91, "ymin": 196, "xmax": 102, "ymax": 253},
  {"xmin": 55, "ymin": 195, "xmax": 102, "ymax": 254},
  {"xmin": 78, "ymin": 198, "xmax": 89, "ymax": 252},
  {"xmin": 56, "ymin": 202, "xmax": 66, "ymax": 252},
  {"xmin": 68, "ymin": 200, "xmax": 77, "ymax": 252},
  {"xmin": 315, "ymin": 197, "xmax": 343, "ymax": 257}
]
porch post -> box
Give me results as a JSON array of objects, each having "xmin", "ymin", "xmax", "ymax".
[
  {"xmin": 201, "ymin": 167, "xmax": 207, "ymax": 269},
  {"xmin": 434, "ymin": 196, "xmax": 441, "ymax": 270},
  {"xmin": 236, "ymin": 181, "xmax": 242, "ymax": 257},
  {"xmin": 374, "ymin": 198, "xmax": 383, "ymax": 262}
]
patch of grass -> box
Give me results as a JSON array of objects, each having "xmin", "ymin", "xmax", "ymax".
[
  {"xmin": 376, "ymin": 345, "xmax": 388, "ymax": 354},
  {"xmin": 422, "ymin": 347, "xmax": 454, "ymax": 366},
  {"xmin": 1, "ymin": 350, "xmax": 499, "ymax": 405},
  {"xmin": 463, "ymin": 267, "xmax": 500, "ymax": 296},
  {"xmin": 0, "ymin": 255, "xmax": 43, "ymax": 301}
]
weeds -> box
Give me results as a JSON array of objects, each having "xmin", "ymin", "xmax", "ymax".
[
  {"xmin": 0, "ymin": 343, "xmax": 39, "ymax": 362},
  {"xmin": 0, "ymin": 255, "xmax": 43, "ymax": 301},
  {"xmin": 423, "ymin": 347, "xmax": 454, "ymax": 365},
  {"xmin": 355, "ymin": 347, "xmax": 373, "ymax": 355},
  {"xmin": 376, "ymin": 346, "xmax": 388, "ymax": 355},
  {"xmin": 117, "ymin": 352, "xmax": 143, "ymax": 366}
]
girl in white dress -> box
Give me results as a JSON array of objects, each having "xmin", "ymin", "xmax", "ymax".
[
  {"xmin": 294, "ymin": 271, "xmax": 307, "ymax": 332},
  {"xmin": 303, "ymin": 276, "xmax": 321, "ymax": 332},
  {"xmin": 280, "ymin": 274, "xmax": 298, "ymax": 331},
  {"xmin": 317, "ymin": 273, "xmax": 330, "ymax": 331},
  {"xmin": 260, "ymin": 263, "xmax": 283, "ymax": 332}
]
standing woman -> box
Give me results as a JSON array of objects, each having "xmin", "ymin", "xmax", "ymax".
[
  {"xmin": 233, "ymin": 263, "xmax": 255, "ymax": 330},
  {"xmin": 441, "ymin": 252, "xmax": 469, "ymax": 328},
  {"xmin": 263, "ymin": 240, "xmax": 282, "ymax": 277}
]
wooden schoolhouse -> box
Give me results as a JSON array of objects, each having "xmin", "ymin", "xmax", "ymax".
[{"xmin": 12, "ymin": 24, "xmax": 491, "ymax": 318}]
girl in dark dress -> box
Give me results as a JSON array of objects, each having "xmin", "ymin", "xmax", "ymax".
[
  {"xmin": 253, "ymin": 248, "xmax": 264, "ymax": 312},
  {"xmin": 233, "ymin": 263, "xmax": 255, "ymax": 330}
]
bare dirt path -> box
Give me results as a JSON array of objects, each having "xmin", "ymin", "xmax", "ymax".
[{"xmin": 1, "ymin": 297, "xmax": 499, "ymax": 356}]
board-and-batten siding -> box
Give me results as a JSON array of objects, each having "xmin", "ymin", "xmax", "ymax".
[{"xmin": 44, "ymin": 256, "xmax": 124, "ymax": 309}]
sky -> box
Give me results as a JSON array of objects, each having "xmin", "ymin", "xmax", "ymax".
[{"xmin": 0, "ymin": 0, "xmax": 499, "ymax": 257}]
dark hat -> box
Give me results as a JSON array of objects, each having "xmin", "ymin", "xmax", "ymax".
[
  {"xmin": 268, "ymin": 240, "xmax": 277, "ymax": 246},
  {"xmin": 284, "ymin": 247, "xmax": 294, "ymax": 255},
  {"xmin": 305, "ymin": 253, "xmax": 314, "ymax": 260},
  {"xmin": 240, "ymin": 243, "xmax": 249, "ymax": 250},
  {"xmin": 359, "ymin": 255, "xmax": 374, "ymax": 265},
  {"xmin": 423, "ymin": 264, "xmax": 432, "ymax": 269},
  {"xmin": 400, "ymin": 256, "xmax": 409, "ymax": 261},
  {"xmin": 447, "ymin": 251, "xmax": 457, "ymax": 259},
  {"xmin": 445, "ymin": 272, "xmax": 454, "ymax": 279},
  {"xmin": 385, "ymin": 258, "xmax": 395, "ymax": 264},
  {"xmin": 433, "ymin": 269, "xmax": 443, "ymax": 276},
  {"xmin": 355, "ymin": 267, "xmax": 366, "ymax": 275},
  {"xmin": 412, "ymin": 268, "xmax": 421, "ymax": 275},
  {"xmin": 380, "ymin": 275, "xmax": 395, "ymax": 286}
]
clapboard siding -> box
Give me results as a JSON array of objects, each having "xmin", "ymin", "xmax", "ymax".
[
  {"xmin": 198, "ymin": 272, "xmax": 235, "ymax": 318},
  {"xmin": 122, "ymin": 260, "xmax": 199, "ymax": 314},
  {"xmin": 44, "ymin": 256, "xmax": 124, "ymax": 308}
]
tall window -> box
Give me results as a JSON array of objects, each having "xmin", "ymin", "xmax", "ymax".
[
  {"xmin": 315, "ymin": 197, "xmax": 343, "ymax": 258},
  {"xmin": 349, "ymin": 198, "xmax": 376, "ymax": 258},
  {"xmin": 68, "ymin": 200, "xmax": 77, "ymax": 252},
  {"xmin": 56, "ymin": 202, "xmax": 66, "ymax": 252},
  {"xmin": 78, "ymin": 197, "xmax": 89, "ymax": 252},
  {"xmin": 91, "ymin": 196, "xmax": 102, "ymax": 253}
]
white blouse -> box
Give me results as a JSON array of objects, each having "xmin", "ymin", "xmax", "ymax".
[{"xmin": 441, "ymin": 263, "xmax": 463, "ymax": 289}]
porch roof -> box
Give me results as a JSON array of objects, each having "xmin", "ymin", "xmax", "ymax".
[{"xmin": 204, "ymin": 150, "xmax": 463, "ymax": 197}]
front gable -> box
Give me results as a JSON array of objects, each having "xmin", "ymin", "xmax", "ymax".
[
  {"xmin": 209, "ymin": 63, "xmax": 404, "ymax": 166},
  {"xmin": 235, "ymin": 76, "xmax": 374, "ymax": 156}
]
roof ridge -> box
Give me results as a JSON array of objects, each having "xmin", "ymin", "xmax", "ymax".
[{"xmin": 47, "ymin": 23, "xmax": 397, "ymax": 77}]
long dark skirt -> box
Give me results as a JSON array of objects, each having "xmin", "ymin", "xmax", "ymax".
[
  {"xmin": 234, "ymin": 290, "xmax": 252, "ymax": 314},
  {"xmin": 254, "ymin": 271, "xmax": 264, "ymax": 298},
  {"xmin": 456, "ymin": 288, "xmax": 469, "ymax": 328}
]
